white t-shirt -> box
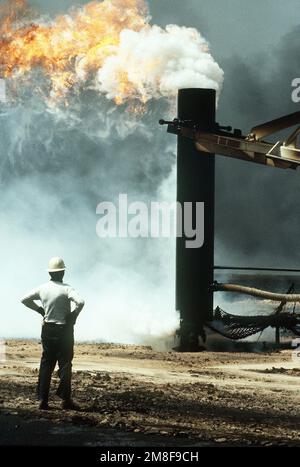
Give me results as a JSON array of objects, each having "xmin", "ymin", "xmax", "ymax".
[{"xmin": 21, "ymin": 281, "xmax": 85, "ymax": 325}]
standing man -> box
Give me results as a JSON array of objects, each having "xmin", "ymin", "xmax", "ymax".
[{"xmin": 21, "ymin": 257, "xmax": 85, "ymax": 411}]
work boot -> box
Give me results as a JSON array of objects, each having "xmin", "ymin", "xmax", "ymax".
[
  {"xmin": 61, "ymin": 399, "xmax": 80, "ymax": 411},
  {"xmin": 39, "ymin": 400, "xmax": 50, "ymax": 410}
]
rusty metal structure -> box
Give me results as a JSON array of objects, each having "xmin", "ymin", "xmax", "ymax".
[
  {"xmin": 160, "ymin": 88, "xmax": 300, "ymax": 351},
  {"xmin": 161, "ymin": 108, "xmax": 300, "ymax": 170}
]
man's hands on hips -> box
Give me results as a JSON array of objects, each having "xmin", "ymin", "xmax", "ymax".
[{"xmin": 66, "ymin": 313, "xmax": 77, "ymax": 326}]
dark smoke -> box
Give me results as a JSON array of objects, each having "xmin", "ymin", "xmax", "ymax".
[
  {"xmin": 213, "ymin": 24, "xmax": 300, "ymax": 328},
  {"xmin": 215, "ymin": 25, "xmax": 300, "ymax": 277}
]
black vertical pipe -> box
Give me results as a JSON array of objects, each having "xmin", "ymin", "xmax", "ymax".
[{"xmin": 176, "ymin": 88, "xmax": 216, "ymax": 351}]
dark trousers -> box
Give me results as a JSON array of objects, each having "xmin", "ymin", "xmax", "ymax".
[{"xmin": 38, "ymin": 322, "xmax": 74, "ymax": 402}]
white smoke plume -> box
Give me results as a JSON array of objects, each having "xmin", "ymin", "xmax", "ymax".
[{"xmin": 95, "ymin": 24, "xmax": 223, "ymax": 103}]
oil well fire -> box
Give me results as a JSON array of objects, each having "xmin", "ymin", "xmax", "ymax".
[{"xmin": 160, "ymin": 88, "xmax": 300, "ymax": 351}]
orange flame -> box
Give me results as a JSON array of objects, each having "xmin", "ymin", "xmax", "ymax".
[{"xmin": 0, "ymin": 0, "xmax": 149, "ymax": 101}]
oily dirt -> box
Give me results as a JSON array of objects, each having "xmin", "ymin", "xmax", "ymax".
[{"xmin": 0, "ymin": 339, "xmax": 299, "ymax": 446}]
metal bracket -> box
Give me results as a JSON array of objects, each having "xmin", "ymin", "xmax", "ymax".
[{"xmin": 266, "ymin": 140, "xmax": 281, "ymax": 157}]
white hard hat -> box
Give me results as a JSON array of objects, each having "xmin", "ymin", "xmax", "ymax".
[{"xmin": 47, "ymin": 257, "xmax": 66, "ymax": 272}]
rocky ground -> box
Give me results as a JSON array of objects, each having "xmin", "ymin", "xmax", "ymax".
[{"xmin": 0, "ymin": 339, "xmax": 299, "ymax": 446}]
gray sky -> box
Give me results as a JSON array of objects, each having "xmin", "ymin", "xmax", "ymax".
[
  {"xmin": 150, "ymin": 0, "xmax": 300, "ymax": 59},
  {"xmin": 30, "ymin": 0, "xmax": 300, "ymax": 58}
]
